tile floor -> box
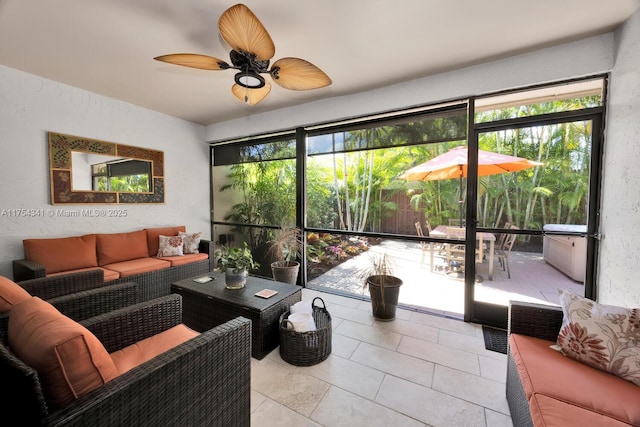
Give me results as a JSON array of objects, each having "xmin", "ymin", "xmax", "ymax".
[{"xmin": 251, "ymin": 288, "xmax": 513, "ymax": 427}]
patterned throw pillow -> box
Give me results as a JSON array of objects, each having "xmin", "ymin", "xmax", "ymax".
[
  {"xmin": 555, "ymin": 289, "xmax": 640, "ymax": 386},
  {"xmin": 157, "ymin": 235, "xmax": 184, "ymax": 257},
  {"xmin": 179, "ymin": 231, "xmax": 202, "ymax": 254}
]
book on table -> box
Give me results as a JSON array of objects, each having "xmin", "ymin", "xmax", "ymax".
[{"xmin": 255, "ymin": 289, "xmax": 278, "ymax": 299}]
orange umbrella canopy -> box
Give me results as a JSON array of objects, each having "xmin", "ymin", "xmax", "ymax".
[{"xmin": 399, "ymin": 146, "xmax": 542, "ymax": 181}]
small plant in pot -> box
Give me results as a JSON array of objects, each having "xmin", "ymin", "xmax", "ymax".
[
  {"xmin": 358, "ymin": 251, "xmax": 403, "ymax": 321},
  {"xmin": 214, "ymin": 242, "xmax": 259, "ymax": 289},
  {"xmin": 267, "ymin": 227, "xmax": 303, "ymax": 285}
]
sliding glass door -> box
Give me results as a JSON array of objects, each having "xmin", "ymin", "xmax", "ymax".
[{"xmin": 465, "ymin": 79, "xmax": 605, "ymax": 327}]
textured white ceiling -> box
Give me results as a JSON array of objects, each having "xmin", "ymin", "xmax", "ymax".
[{"xmin": 0, "ymin": 0, "xmax": 637, "ymax": 125}]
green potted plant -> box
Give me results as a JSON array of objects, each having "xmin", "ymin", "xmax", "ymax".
[
  {"xmin": 358, "ymin": 251, "xmax": 403, "ymax": 321},
  {"xmin": 214, "ymin": 242, "xmax": 259, "ymax": 289},
  {"xmin": 267, "ymin": 227, "xmax": 303, "ymax": 285}
]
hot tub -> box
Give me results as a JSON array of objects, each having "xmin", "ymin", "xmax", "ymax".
[{"xmin": 542, "ymin": 224, "xmax": 587, "ymax": 282}]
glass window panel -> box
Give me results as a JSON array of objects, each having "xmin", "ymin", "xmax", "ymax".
[
  {"xmin": 477, "ymin": 121, "xmax": 591, "ymax": 230},
  {"xmin": 213, "ymin": 136, "xmax": 296, "ymax": 166},
  {"xmin": 307, "ymin": 107, "xmax": 467, "ymax": 155},
  {"xmin": 475, "ymin": 79, "xmax": 603, "ymax": 123},
  {"xmin": 306, "ymin": 139, "xmax": 468, "ymax": 231}
]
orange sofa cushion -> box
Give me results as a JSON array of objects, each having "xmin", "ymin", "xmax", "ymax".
[
  {"xmin": 96, "ymin": 230, "xmax": 148, "ymax": 266},
  {"xmin": 48, "ymin": 267, "xmax": 121, "ymax": 282},
  {"xmin": 530, "ymin": 393, "xmax": 631, "ymax": 427},
  {"xmin": 23, "ymin": 234, "xmax": 98, "ymax": 274},
  {"xmin": 0, "ymin": 275, "xmax": 31, "ymax": 312},
  {"xmin": 110, "ymin": 324, "xmax": 199, "ymax": 375},
  {"xmin": 8, "ymin": 297, "xmax": 118, "ymax": 409},
  {"xmin": 101, "ymin": 258, "xmax": 171, "ymax": 277},
  {"xmin": 156, "ymin": 252, "xmax": 209, "ymax": 267},
  {"xmin": 145, "ymin": 226, "xmax": 185, "ymax": 257},
  {"xmin": 509, "ymin": 334, "xmax": 640, "ymax": 426}
]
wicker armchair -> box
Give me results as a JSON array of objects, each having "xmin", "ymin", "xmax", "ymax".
[
  {"xmin": 0, "ymin": 281, "xmax": 137, "ymax": 344},
  {"xmin": 1, "ymin": 294, "xmax": 252, "ymax": 426},
  {"xmin": 17, "ymin": 269, "xmax": 108, "ymax": 298},
  {"xmin": 506, "ymin": 300, "xmax": 563, "ymax": 427},
  {"xmin": 1, "ymin": 271, "xmax": 138, "ymax": 344}
]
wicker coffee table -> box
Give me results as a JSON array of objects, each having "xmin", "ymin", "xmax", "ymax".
[{"xmin": 171, "ymin": 271, "xmax": 302, "ymax": 359}]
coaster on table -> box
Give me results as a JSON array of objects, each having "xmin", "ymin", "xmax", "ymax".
[
  {"xmin": 193, "ymin": 276, "xmax": 213, "ymax": 283},
  {"xmin": 255, "ymin": 289, "xmax": 278, "ymax": 299}
]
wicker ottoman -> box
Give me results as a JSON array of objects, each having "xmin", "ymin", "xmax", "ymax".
[{"xmin": 171, "ymin": 272, "xmax": 302, "ymax": 359}]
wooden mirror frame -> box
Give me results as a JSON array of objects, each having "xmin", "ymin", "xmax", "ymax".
[{"xmin": 49, "ymin": 132, "xmax": 165, "ymax": 204}]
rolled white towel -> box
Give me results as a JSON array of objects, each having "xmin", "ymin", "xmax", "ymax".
[
  {"xmin": 290, "ymin": 300, "xmax": 313, "ymax": 315},
  {"xmin": 287, "ymin": 312, "xmax": 316, "ymax": 332}
]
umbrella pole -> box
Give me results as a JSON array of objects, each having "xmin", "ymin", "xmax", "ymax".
[{"xmin": 458, "ymin": 171, "xmax": 464, "ymax": 226}]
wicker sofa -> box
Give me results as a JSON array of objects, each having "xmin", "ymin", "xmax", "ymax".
[
  {"xmin": 506, "ymin": 300, "xmax": 640, "ymax": 426},
  {"xmin": 12, "ymin": 226, "xmax": 213, "ymax": 302},
  {"xmin": 1, "ymin": 293, "xmax": 251, "ymax": 426}
]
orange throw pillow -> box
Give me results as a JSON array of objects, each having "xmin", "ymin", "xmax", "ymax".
[
  {"xmin": 0, "ymin": 276, "xmax": 31, "ymax": 312},
  {"xmin": 8, "ymin": 297, "xmax": 118, "ymax": 409}
]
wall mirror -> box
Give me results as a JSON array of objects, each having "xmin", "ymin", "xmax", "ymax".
[{"xmin": 49, "ymin": 132, "xmax": 165, "ymax": 204}]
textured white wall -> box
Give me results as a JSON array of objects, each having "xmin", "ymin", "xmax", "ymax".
[
  {"xmin": 598, "ymin": 10, "xmax": 640, "ymax": 306},
  {"xmin": 0, "ymin": 66, "xmax": 209, "ymax": 279}
]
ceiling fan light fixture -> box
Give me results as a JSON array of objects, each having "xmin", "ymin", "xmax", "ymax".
[
  {"xmin": 234, "ymin": 70, "xmax": 265, "ymax": 88},
  {"xmin": 155, "ymin": 4, "xmax": 331, "ymax": 104}
]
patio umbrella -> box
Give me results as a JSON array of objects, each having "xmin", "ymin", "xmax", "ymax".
[{"xmin": 399, "ymin": 146, "xmax": 542, "ymax": 224}]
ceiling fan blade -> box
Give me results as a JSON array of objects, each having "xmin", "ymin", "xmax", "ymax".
[
  {"xmin": 154, "ymin": 53, "xmax": 229, "ymax": 70},
  {"xmin": 231, "ymin": 81, "xmax": 271, "ymax": 105},
  {"xmin": 218, "ymin": 4, "xmax": 275, "ymax": 61},
  {"xmin": 270, "ymin": 58, "xmax": 332, "ymax": 90}
]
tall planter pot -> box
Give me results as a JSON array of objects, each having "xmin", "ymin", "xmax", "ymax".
[
  {"xmin": 366, "ymin": 275, "xmax": 403, "ymax": 321},
  {"xmin": 271, "ymin": 261, "xmax": 300, "ymax": 285}
]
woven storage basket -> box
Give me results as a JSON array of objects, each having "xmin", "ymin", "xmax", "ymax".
[{"xmin": 279, "ymin": 297, "xmax": 331, "ymax": 366}]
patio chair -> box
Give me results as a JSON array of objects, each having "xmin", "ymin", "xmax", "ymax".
[
  {"xmin": 444, "ymin": 227, "xmax": 485, "ymax": 274},
  {"xmin": 1, "ymin": 293, "xmax": 251, "ymax": 426},
  {"xmin": 415, "ymin": 221, "xmax": 429, "ymax": 268},
  {"xmin": 444, "ymin": 227, "xmax": 466, "ymax": 273},
  {"xmin": 1, "ymin": 272, "xmax": 138, "ymax": 344},
  {"xmin": 416, "ymin": 220, "xmax": 445, "ymax": 269},
  {"xmin": 496, "ymin": 226, "xmax": 518, "ymax": 278},
  {"xmin": 494, "ymin": 222, "xmax": 511, "ymax": 251}
]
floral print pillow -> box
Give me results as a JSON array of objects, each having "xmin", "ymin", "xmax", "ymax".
[
  {"xmin": 555, "ymin": 289, "xmax": 640, "ymax": 386},
  {"xmin": 179, "ymin": 231, "xmax": 202, "ymax": 254},
  {"xmin": 157, "ymin": 235, "xmax": 184, "ymax": 257}
]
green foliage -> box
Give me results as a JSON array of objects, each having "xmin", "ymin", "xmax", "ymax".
[
  {"xmin": 219, "ymin": 159, "xmax": 296, "ymax": 250},
  {"xmin": 216, "ymin": 96, "xmax": 592, "ymax": 249},
  {"xmin": 214, "ymin": 242, "xmax": 259, "ymax": 273},
  {"xmin": 96, "ymin": 174, "xmax": 149, "ymax": 192},
  {"xmin": 267, "ymin": 227, "xmax": 303, "ymax": 265}
]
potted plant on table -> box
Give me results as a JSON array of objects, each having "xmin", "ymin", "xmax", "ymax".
[
  {"xmin": 214, "ymin": 242, "xmax": 259, "ymax": 289},
  {"xmin": 358, "ymin": 251, "xmax": 403, "ymax": 321},
  {"xmin": 267, "ymin": 227, "xmax": 303, "ymax": 285}
]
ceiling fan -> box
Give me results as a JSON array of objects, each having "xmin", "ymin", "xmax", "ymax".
[{"xmin": 154, "ymin": 3, "xmax": 332, "ymax": 105}]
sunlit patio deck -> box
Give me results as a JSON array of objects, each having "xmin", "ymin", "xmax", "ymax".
[{"xmin": 308, "ymin": 239, "xmax": 583, "ymax": 319}]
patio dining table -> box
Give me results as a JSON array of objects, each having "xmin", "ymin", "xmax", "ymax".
[{"xmin": 428, "ymin": 225, "xmax": 496, "ymax": 280}]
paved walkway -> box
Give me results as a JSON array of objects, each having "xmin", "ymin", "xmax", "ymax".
[{"xmin": 308, "ymin": 239, "xmax": 582, "ymax": 318}]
